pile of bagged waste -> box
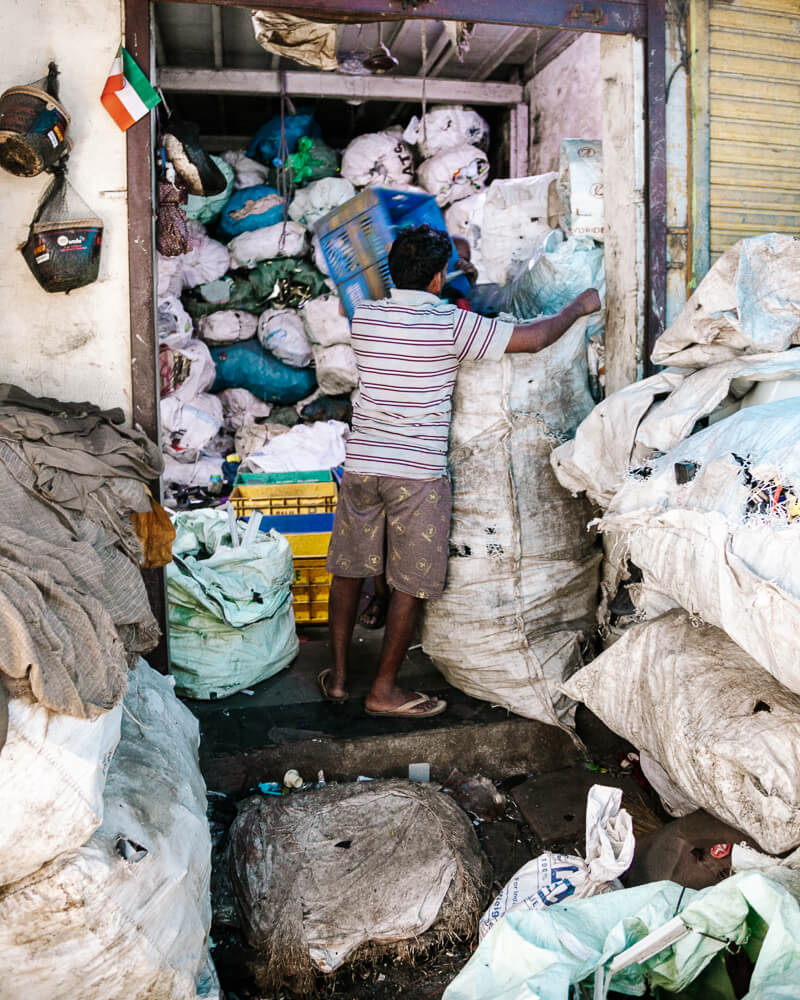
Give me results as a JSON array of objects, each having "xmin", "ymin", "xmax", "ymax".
[
  {"xmin": 156, "ymin": 104, "xmax": 502, "ymax": 508},
  {"xmin": 0, "ymin": 385, "xmax": 217, "ymax": 997},
  {"xmin": 549, "ymin": 232, "xmax": 800, "ymax": 851}
]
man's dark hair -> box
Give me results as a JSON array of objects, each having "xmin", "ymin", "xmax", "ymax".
[{"xmin": 388, "ymin": 224, "xmax": 452, "ymax": 291}]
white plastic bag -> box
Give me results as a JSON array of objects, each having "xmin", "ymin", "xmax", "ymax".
[
  {"xmin": 651, "ymin": 233, "xmax": 800, "ymax": 368},
  {"xmin": 227, "ymin": 221, "xmax": 307, "ymax": 269},
  {"xmin": 289, "ymin": 176, "xmax": 356, "ymax": 228},
  {"xmin": 161, "ymin": 392, "xmax": 224, "ymax": 457},
  {"xmin": 167, "ymin": 339, "xmax": 217, "ymax": 401},
  {"xmin": 198, "ymin": 309, "xmax": 258, "ymax": 345},
  {"xmin": 564, "ymin": 612, "xmax": 800, "ymax": 854},
  {"xmin": 0, "ymin": 699, "xmax": 122, "ymax": 886},
  {"xmin": 558, "ymin": 138, "xmax": 604, "ymax": 241},
  {"xmin": 417, "ymin": 145, "xmax": 489, "ymax": 207},
  {"xmin": 242, "ymin": 419, "xmax": 349, "ymax": 474},
  {"xmin": 340, "ymin": 131, "xmax": 415, "ymax": 188},
  {"xmin": 0, "ymin": 662, "xmax": 211, "ymax": 1000},
  {"xmin": 258, "ymin": 308, "xmax": 313, "ymax": 367},
  {"xmin": 480, "ymin": 785, "xmax": 633, "ymax": 939},
  {"xmin": 158, "ymin": 252, "xmax": 185, "ymax": 299},
  {"xmin": 181, "ymin": 221, "xmax": 231, "ymax": 289},
  {"xmin": 162, "ymin": 453, "xmax": 225, "ymax": 490},
  {"xmin": 312, "ymin": 342, "xmax": 359, "ymax": 394},
  {"xmin": 158, "ymin": 294, "xmax": 194, "ymax": 348},
  {"xmin": 403, "ymin": 106, "xmax": 488, "ymax": 159},
  {"xmin": 218, "ymin": 387, "xmax": 271, "ymax": 430},
  {"xmin": 221, "ymin": 150, "xmax": 270, "ymax": 190},
  {"xmin": 301, "ymin": 294, "xmax": 351, "ymax": 347},
  {"xmin": 479, "ymin": 174, "xmax": 559, "ymax": 285}
]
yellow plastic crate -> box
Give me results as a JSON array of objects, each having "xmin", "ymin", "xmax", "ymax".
[
  {"xmin": 230, "ymin": 480, "xmax": 337, "ymax": 518},
  {"xmin": 292, "ymin": 555, "xmax": 332, "ymax": 624}
]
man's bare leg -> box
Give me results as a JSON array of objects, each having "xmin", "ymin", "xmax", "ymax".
[
  {"xmin": 364, "ymin": 590, "xmax": 443, "ymax": 714},
  {"xmin": 328, "ymin": 575, "xmax": 363, "ymax": 699},
  {"xmin": 358, "ymin": 571, "xmax": 390, "ymax": 629}
]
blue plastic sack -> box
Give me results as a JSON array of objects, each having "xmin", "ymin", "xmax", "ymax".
[
  {"xmin": 247, "ymin": 112, "xmax": 321, "ymax": 166},
  {"xmin": 210, "ymin": 339, "xmax": 317, "ymax": 403},
  {"xmin": 217, "ymin": 185, "xmax": 285, "ymax": 240}
]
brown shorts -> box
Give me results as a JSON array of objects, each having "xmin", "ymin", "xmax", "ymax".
[{"xmin": 326, "ymin": 472, "xmax": 452, "ymax": 599}]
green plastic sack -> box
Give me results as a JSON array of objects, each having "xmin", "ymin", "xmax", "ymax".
[
  {"xmin": 269, "ymin": 136, "xmax": 340, "ymax": 189},
  {"xmin": 444, "ymin": 871, "xmax": 800, "ymax": 1000},
  {"xmin": 183, "ymin": 257, "xmax": 329, "ymax": 319},
  {"xmin": 167, "ymin": 509, "xmax": 298, "ymax": 699},
  {"xmin": 185, "ymin": 155, "xmax": 235, "ymax": 224}
]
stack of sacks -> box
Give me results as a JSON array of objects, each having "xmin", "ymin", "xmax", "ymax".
[
  {"xmin": 408, "ymin": 106, "xmax": 490, "ymax": 208},
  {"xmin": 341, "ymin": 129, "xmax": 416, "ymax": 189},
  {"xmin": 300, "ymin": 293, "xmax": 359, "ymax": 396},
  {"xmin": 158, "ymin": 111, "xmax": 360, "ymax": 504},
  {"xmin": 552, "ymin": 233, "xmax": 800, "ymax": 848}
]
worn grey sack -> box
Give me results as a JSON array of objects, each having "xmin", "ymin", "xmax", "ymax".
[{"xmin": 227, "ymin": 779, "xmax": 491, "ymax": 994}]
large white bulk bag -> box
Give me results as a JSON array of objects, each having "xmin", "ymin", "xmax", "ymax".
[
  {"xmin": 289, "ymin": 176, "xmax": 356, "ymax": 228},
  {"xmin": 227, "ymin": 221, "xmax": 307, "ymax": 269},
  {"xmin": 417, "ymin": 145, "xmax": 489, "ymax": 207},
  {"xmin": 301, "ymin": 294, "xmax": 350, "ymax": 347},
  {"xmin": 257, "ymin": 308, "xmax": 313, "ymax": 367},
  {"xmin": 651, "ymin": 233, "xmax": 800, "ymax": 369},
  {"xmin": 340, "ymin": 131, "xmax": 415, "ymax": 188},
  {"xmin": 0, "ymin": 699, "xmax": 122, "ymax": 886},
  {"xmin": 564, "ymin": 612, "xmax": 800, "ymax": 854},
  {"xmin": 598, "ymin": 397, "xmax": 800, "ymax": 695},
  {"xmin": 0, "ymin": 662, "xmax": 212, "ymax": 999},
  {"xmin": 422, "ymin": 320, "xmax": 601, "ymax": 728},
  {"xmin": 403, "ymin": 106, "xmax": 489, "ymax": 159}
]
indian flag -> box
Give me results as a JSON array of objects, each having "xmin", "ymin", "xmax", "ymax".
[{"xmin": 101, "ymin": 46, "xmax": 160, "ymax": 131}]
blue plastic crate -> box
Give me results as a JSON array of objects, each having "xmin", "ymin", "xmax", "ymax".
[{"xmin": 314, "ymin": 187, "xmax": 458, "ymax": 318}]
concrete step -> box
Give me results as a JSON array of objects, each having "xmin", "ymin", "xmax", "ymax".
[{"xmin": 184, "ymin": 623, "xmax": 586, "ymax": 796}]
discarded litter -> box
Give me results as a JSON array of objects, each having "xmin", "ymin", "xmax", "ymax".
[
  {"xmin": 440, "ymin": 769, "xmax": 505, "ymax": 822},
  {"xmin": 408, "ymin": 762, "xmax": 431, "ymax": 783}
]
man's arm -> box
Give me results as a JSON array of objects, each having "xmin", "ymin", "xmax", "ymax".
[{"xmin": 505, "ymin": 288, "xmax": 602, "ymax": 354}]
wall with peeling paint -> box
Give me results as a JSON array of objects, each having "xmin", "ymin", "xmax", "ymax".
[
  {"xmin": 0, "ymin": 0, "xmax": 132, "ymax": 416},
  {"xmin": 526, "ymin": 32, "xmax": 603, "ymax": 175}
]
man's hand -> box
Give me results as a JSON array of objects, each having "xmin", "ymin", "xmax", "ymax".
[
  {"xmin": 575, "ymin": 288, "xmax": 602, "ymax": 316},
  {"xmin": 455, "ymin": 257, "xmax": 478, "ymax": 286}
]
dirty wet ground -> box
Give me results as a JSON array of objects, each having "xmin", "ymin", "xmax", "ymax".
[{"xmin": 184, "ymin": 619, "xmax": 664, "ymax": 1000}]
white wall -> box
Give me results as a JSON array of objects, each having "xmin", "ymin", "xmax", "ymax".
[
  {"xmin": 0, "ymin": 0, "xmax": 132, "ymax": 416},
  {"xmin": 526, "ymin": 33, "xmax": 603, "ymax": 175}
]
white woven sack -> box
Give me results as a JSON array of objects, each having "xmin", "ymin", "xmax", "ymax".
[
  {"xmin": 170, "ymin": 339, "xmax": 217, "ymax": 401},
  {"xmin": 222, "ymin": 150, "xmax": 270, "ymax": 190},
  {"xmin": 341, "ymin": 131, "xmax": 415, "ymax": 188},
  {"xmin": 228, "ymin": 221, "xmax": 307, "ymax": 269},
  {"xmin": 301, "ymin": 294, "xmax": 350, "ymax": 347},
  {"xmin": 312, "ymin": 342, "xmax": 359, "ymax": 395},
  {"xmin": 417, "ymin": 145, "xmax": 489, "ymax": 207},
  {"xmin": 0, "ymin": 662, "xmax": 211, "ymax": 999},
  {"xmin": 218, "ymin": 387, "xmax": 271, "ymax": 430},
  {"xmin": 403, "ymin": 106, "xmax": 489, "ymax": 159},
  {"xmin": 181, "ymin": 221, "xmax": 231, "ymax": 289},
  {"xmin": 198, "ymin": 310, "xmax": 258, "ymax": 345},
  {"xmin": 289, "ymin": 177, "xmax": 356, "ymax": 228},
  {"xmin": 257, "ymin": 309, "xmax": 313, "ymax": 367},
  {"xmin": 598, "ymin": 397, "xmax": 800, "ymax": 695},
  {"xmin": 564, "ymin": 612, "xmax": 800, "ymax": 854},
  {"xmin": 158, "ymin": 294, "xmax": 194, "ymax": 348},
  {"xmin": 161, "ymin": 392, "xmax": 224, "ymax": 457},
  {"xmin": 0, "ymin": 699, "xmax": 122, "ymax": 886}
]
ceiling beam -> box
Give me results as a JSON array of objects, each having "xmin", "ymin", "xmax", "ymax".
[
  {"xmin": 154, "ymin": 0, "xmax": 647, "ymax": 36},
  {"xmin": 157, "ymin": 67, "xmax": 524, "ymax": 105},
  {"xmin": 469, "ymin": 26, "xmax": 533, "ymax": 81}
]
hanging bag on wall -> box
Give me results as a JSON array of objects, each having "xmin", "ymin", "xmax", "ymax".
[
  {"xmin": 0, "ymin": 63, "xmax": 72, "ymax": 177},
  {"xmin": 21, "ymin": 166, "xmax": 103, "ymax": 293}
]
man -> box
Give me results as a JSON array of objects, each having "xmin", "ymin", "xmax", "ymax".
[{"xmin": 319, "ymin": 224, "xmax": 600, "ymax": 718}]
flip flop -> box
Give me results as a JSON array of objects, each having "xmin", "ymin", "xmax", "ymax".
[
  {"xmin": 318, "ymin": 668, "xmax": 349, "ymax": 704},
  {"xmin": 358, "ymin": 593, "xmax": 389, "ymax": 630},
  {"xmin": 366, "ymin": 692, "xmax": 447, "ymax": 719}
]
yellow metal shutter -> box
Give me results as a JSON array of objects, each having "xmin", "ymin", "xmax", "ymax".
[{"xmin": 708, "ymin": 0, "xmax": 800, "ymax": 261}]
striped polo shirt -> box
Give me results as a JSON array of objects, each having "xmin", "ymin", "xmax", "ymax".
[{"xmin": 346, "ymin": 288, "xmax": 514, "ymax": 479}]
